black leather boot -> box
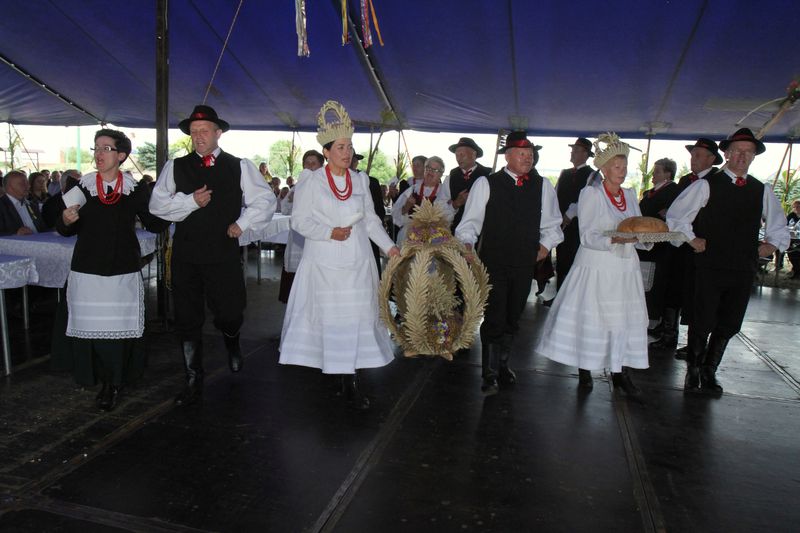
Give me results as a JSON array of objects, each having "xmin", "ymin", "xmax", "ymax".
[
  {"xmin": 95, "ymin": 382, "xmax": 108, "ymax": 409},
  {"xmin": 650, "ymin": 308, "xmax": 679, "ymax": 349},
  {"xmin": 612, "ymin": 367, "xmax": 641, "ymax": 397},
  {"xmin": 223, "ymin": 332, "xmax": 243, "ymax": 373},
  {"xmin": 498, "ymin": 334, "xmax": 516, "ymax": 386},
  {"xmin": 578, "ymin": 369, "xmax": 593, "ymax": 390},
  {"xmin": 98, "ymin": 384, "xmax": 120, "ymax": 412},
  {"xmin": 684, "ymin": 330, "xmax": 706, "ymax": 391},
  {"xmin": 175, "ymin": 340, "xmax": 204, "ymax": 406},
  {"xmin": 481, "ymin": 343, "xmax": 500, "ymax": 396},
  {"xmin": 700, "ymin": 333, "xmax": 727, "ymax": 395},
  {"xmin": 341, "ymin": 373, "xmax": 370, "ymax": 411}
]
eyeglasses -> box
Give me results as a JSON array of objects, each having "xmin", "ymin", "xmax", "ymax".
[
  {"xmin": 91, "ymin": 146, "xmax": 118, "ymax": 153},
  {"xmin": 424, "ymin": 166, "xmax": 443, "ymax": 174}
]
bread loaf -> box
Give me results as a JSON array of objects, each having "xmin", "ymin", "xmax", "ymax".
[{"xmin": 617, "ymin": 216, "xmax": 668, "ymax": 233}]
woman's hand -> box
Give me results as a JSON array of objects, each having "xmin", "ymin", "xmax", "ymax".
[
  {"xmin": 611, "ymin": 235, "xmax": 638, "ymax": 244},
  {"xmin": 331, "ymin": 226, "xmax": 352, "ymax": 241},
  {"xmin": 402, "ymin": 194, "xmax": 416, "ymax": 214},
  {"xmin": 387, "ymin": 246, "xmax": 400, "ymax": 258},
  {"xmin": 62, "ymin": 204, "xmax": 80, "ymax": 226}
]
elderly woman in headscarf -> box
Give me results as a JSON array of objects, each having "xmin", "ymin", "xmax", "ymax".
[
  {"xmin": 536, "ymin": 133, "xmax": 651, "ymax": 397},
  {"xmin": 57, "ymin": 129, "xmax": 169, "ymax": 411},
  {"xmin": 391, "ymin": 155, "xmax": 445, "ymax": 247},
  {"xmin": 279, "ymin": 101, "xmax": 400, "ymax": 410}
]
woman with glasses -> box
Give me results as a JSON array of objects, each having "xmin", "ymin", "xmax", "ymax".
[
  {"xmin": 55, "ymin": 129, "xmax": 169, "ymax": 412},
  {"xmin": 392, "ymin": 155, "xmax": 445, "ymax": 247}
]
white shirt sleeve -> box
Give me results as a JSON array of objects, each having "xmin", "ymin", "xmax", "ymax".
[
  {"xmin": 391, "ymin": 186, "xmax": 415, "ymax": 229},
  {"xmin": 236, "ymin": 159, "xmax": 275, "ymax": 231},
  {"xmin": 665, "ymin": 179, "xmax": 710, "ymax": 243},
  {"xmin": 434, "ymin": 175, "xmax": 457, "ymax": 223},
  {"xmin": 454, "ymin": 176, "xmax": 490, "ymax": 246},
  {"xmin": 763, "ymin": 185, "xmax": 791, "ymax": 251},
  {"xmin": 149, "ymin": 160, "xmax": 201, "ymax": 221},
  {"xmin": 539, "ymin": 178, "xmax": 564, "ymax": 251}
]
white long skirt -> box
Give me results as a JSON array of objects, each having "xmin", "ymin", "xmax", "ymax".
[
  {"xmin": 279, "ymin": 256, "xmax": 394, "ymax": 374},
  {"xmin": 536, "ymin": 246, "xmax": 649, "ymax": 372}
]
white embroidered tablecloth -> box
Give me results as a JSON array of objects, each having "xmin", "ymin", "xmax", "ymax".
[
  {"xmin": 0, "ymin": 254, "xmax": 38, "ymax": 289},
  {"xmin": 238, "ymin": 214, "xmax": 291, "ymax": 246},
  {"xmin": 0, "ymin": 230, "xmax": 157, "ymax": 288}
]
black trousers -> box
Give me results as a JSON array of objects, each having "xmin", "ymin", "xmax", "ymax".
[
  {"xmin": 556, "ymin": 221, "xmax": 579, "ymax": 290},
  {"xmin": 480, "ymin": 265, "xmax": 534, "ymax": 344},
  {"xmin": 692, "ymin": 267, "xmax": 754, "ymax": 339},
  {"xmin": 172, "ymin": 258, "xmax": 246, "ymax": 341}
]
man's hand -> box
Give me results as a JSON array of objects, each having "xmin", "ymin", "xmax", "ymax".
[
  {"xmin": 61, "ymin": 204, "xmax": 80, "ymax": 226},
  {"xmin": 536, "ymin": 244, "xmax": 549, "ymax": 262},
  {"xmin": 758, "ymin": 242, "xmax": 777, "ymax": 258},
  {"xmin": 453, "ymin": 190, "xmax": 469, "ymax": 208},
  {"xmin": 387, "ymin": 246, "xmax": 400, "ymax": 258},
  {"xmin": 689, "ymin": 237, "xmax": 706, "ymax": 253},
  {"xmin": 16, "ymin": 226, "xmax": 33, "ymax": 235},
  {"xmin": 561, "ymin": 214, "xmax": 572, "ymax": 229},
  {"xmin": 193, "ymin": 185, "xmax": 212, "ymax": 207},
  {"xmin": 227, "ymin": 223, "xmax": 242, "ymax": 239},
  {"xmin": 331, "ymin": 226, "xmax": 352, "ymax": 241}
]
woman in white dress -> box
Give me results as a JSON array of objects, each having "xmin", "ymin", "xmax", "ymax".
[
  {"xmin": 279, "ymin": 101, "xmax": 400, "ymax": 410},
  {"xmin": 536, "ymin": 133, "xmax": 651, "ymax": 397},
  {"xmin": 391, "ymin": 156, "xmax": 445, "ymax": 246}
]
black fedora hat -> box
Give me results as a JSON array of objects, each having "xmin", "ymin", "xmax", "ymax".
[
  {"xmin": 448, "ymin": 137, "xmax": 483, "ymax": 158},
  {"xmin": 498, "ymin": 131, "xmax": 535, "ymax": 154},
  {"xmin": 719, "ymin": 128, "xmax": 766, "ymax": 155},
  {"xmin": 569, "ymin": 137, "xmax": 594, "ymax": 157},
  {"xmin": 685, "ymin": 138, "xmax": 723, "ymax": 165},
  {"xmin": 353, "ymin": 153, "xmax": 364, "ymax": 160},
  {"xmin": 178, "ymin": 105, "xmax": 230, "ymax": 135}
]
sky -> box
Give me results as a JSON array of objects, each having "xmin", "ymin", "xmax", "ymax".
[{"xmin": 3, "ymin": 123, "xmax": 796, "ymax": 189}]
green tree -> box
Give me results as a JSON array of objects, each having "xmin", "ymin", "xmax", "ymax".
[
  {"xmin": 364, "ymin": 149, "xmax": 396, "ymax": 182},
  {"xmin": 62, "ymin": 147, "xmax": 93, "ymax": 167},
  {"xmin": 135, "ymin": 138, "xmax": 190, "ymax": 171},
  {"xmin": 267, "ymin": 140, "xmax": 302, "ymax": 178},
  {"xmin": 773, "ymin": 168, "xmax": 800, "ymax": 211}
]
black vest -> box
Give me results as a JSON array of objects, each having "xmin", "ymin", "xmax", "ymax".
[
  {"xmin": 677, "ymin": 167, "xmax": 717, "ymax": 193},
  {"xmin": 478, "ymin": 170, "xmax": 543, "ymax": 270},
  {"xmin": 449, "ymin": 163, "xmax": 492, "ymax": 231},
  {"xmin": 555, "ymin": 166, "xmax": 593, "ymax": 214},
  {"xmin": 694, "ymin": 172, "xmax": 763, "ymax": 272},
  {"xmin": 639, "ymin": 181, "xmax": 680, "ymax": 220},
  {"xmin": 173, "ymin": 151, "xmax": 243, "ymax": 263}
]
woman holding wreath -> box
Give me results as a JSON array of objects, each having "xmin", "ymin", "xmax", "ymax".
[
  {"xmin": 392, "ymin": 155, "xmax": 445, "ymax": 247},
  {"xmin": 279, "ymin": 101, "xmax": 400, "ymax": 410},
  {"xmin": 57, "ymin": 129, "xmax": 169, "ymax": 411},
  {"xmin": 536, "ymin": 133, "xmax": 651, "ymax": 397}
]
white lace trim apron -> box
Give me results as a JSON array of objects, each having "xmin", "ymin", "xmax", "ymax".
[{"xmin": 66, "ymin": 271, "xmax": 144, "ymax": 339}]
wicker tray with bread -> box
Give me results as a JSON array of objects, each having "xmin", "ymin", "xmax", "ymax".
[{"xmin": 602, "ymin": 216, "xmax": 687, "ymax": 243}]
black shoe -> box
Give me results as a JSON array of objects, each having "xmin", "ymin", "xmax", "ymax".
[
  {"xmin": 700, "ymin": 366, "xmax": 723, "ymax": 395},
  {"xmin": 95, "ymin": 382, "xmax": 108, "ymax": 408},
  {"xmin": 578, "ymin": 369, "xmax": 593, "ymax": 390},
  {"xmin": 675, "ymin": 345, "xmax": 689, "ymax": 360},
  {"xmin": 481, "ymin": 375, "xmax": 500, "ymax": 396},
  {"xmin": 481, "ymin": 343, "xmax": 500, "ymax": 395},
  {"xmin": 498, "ymin": 364, "xmax": 517, "ymax": 386},
  {"xmin": 175, "ymin": 340, "xmax": 204, "ymax": 406},
  {"xmin": 684, "ymin": 366, "xmax": 701, "ymax": 391},
  {"xmin": 612, "ymin": 368, "xmax": 641, "ymax": 397},
  {"xmin": 98, "ymin": 385, "xmax": 120, "ymax": 412},
  {"xmin": 341, "ymin": 374, "xmax": 370, "ymax": 411},
  {"xmin": 224, "ymin": 333, "xmax": 243, "ymax": 373},
  {"xmin": 541, "ymin": 298, "xmax": 554, "ymax": 308}
]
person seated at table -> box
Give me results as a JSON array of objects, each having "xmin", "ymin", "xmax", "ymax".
[
  {"xmin": 55, "ymin": 129, "xmax": 169, "ymax": 412},
  {"xmin": 0, "ymin": 170, "xmax": 47, "ymax": 235},
  {"xmin": 28, "ymin": 172, "xmax": 50, "ymax": 213}
]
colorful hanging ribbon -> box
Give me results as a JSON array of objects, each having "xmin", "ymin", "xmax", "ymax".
[
  {"xmin": 295, "ymin": 0, "xmax": 310, "ymax": 57},
  {"xmin": 341, "ymin": 0, "xmax": 349, "ymax": 45},
  {"xmin": 360, "ymin": 0, "xmax": 384, "ymax": 47}
]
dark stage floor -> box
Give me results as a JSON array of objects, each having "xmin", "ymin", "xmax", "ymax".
[{"xmin": 1, "ymin": 249, "xmax": 799, "ymax": 532}]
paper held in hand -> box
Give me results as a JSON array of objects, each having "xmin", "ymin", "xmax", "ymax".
[{"xmin": 62, "ymin": 187, "xmax": 87, "ymax": 209}]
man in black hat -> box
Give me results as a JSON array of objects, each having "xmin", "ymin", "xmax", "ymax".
[
  {"xmin": 150, "ymin": 104, "xmax": 275, "ymax": 406},
  {"xmin": 666, "ymin": 128, "xmax": 789, "ymax": 394},
  {"xmin": 455, "ymin": 131, "xmax": 563, "ymax": 395},
  {"xmin": 553, "ymin": 137, "xmax": 594, "ymax": 291},
  {"xmin": 437, "ymin": 137, "xmax": 492, "ymax": 233},
  {"xmin": 657, "ymin": 139, "xmax": 723, "ymax": 353}
]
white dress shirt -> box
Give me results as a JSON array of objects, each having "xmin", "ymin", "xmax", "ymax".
[
  {"xmin": 666, "ymin": 168, "xmax": 790, "ymax": 251},
  {"xmin": 10, "ymin": 196, "xmax": 38, "ymax": 233},
  {"xmin": 455, "ymin": 168, "xmax": 564, "ymax": 252},
  {"xmin": 150, "ymin": 147, "xmax": 275, "ymax": 231}
]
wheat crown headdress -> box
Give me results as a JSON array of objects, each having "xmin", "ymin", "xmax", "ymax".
[
  {"xmin": 592, "ymin": 132, "xmax": 639, "ymax": 168},
  {"xmin": 316, "ymin": 100, "xmax": 354, "ymax": 146}
]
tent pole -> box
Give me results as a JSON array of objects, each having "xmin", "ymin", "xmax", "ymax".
[
  {"xmin": 155, "ymin": 0, "xmax": 170, "ymax": 325},
  {"xmin": 771, "ymin": 142, "xmax": 790, "ymax": 189},
  {"xmin": 643, "ymin": 134, "xmax": 653, "ymax": 188},
  {"xmin": 492, "ymin": 129, "xmax": 505, "ymax": 172}
]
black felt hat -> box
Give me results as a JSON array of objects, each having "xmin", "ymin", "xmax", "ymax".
[
  {"xmin": 569, "ymin": 137, "xmax": 594, "ymax": 157},
  {"xmin": 448, "ymin": 137, "xmax": 484, "ymax": 158},
  {"xmin": 685, "ymin": 138, "xmax": 723, "ymax": 165},
  {"xmin": 498, "ymin": 131, "xmax": 535, "ymax": 154},
  {"xmin": 178, "ymin": 105, "xmax": 230, "ymax": 135},
  {"xmin": 719, "ymin": 128, "xmax": 765, "ymax": 155}
]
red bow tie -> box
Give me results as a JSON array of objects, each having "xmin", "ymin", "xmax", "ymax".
[
  {"xmin": 463, "ymin": 169, "xmax": 473, "ymax": 181},
  {"xmin": 689, "ymin": 172, "xmax": 699, "ymax": 183},
  {"xmin": 515, "ymin": 174, "xmax": 529, "ymax": 187},
  {"xmin": 202, "ymin": 154, "xmax": 216, "ymax": 167},
  {"xmin": 735, "ymin": 176, "xmax": 746, "ymax": 187}
]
